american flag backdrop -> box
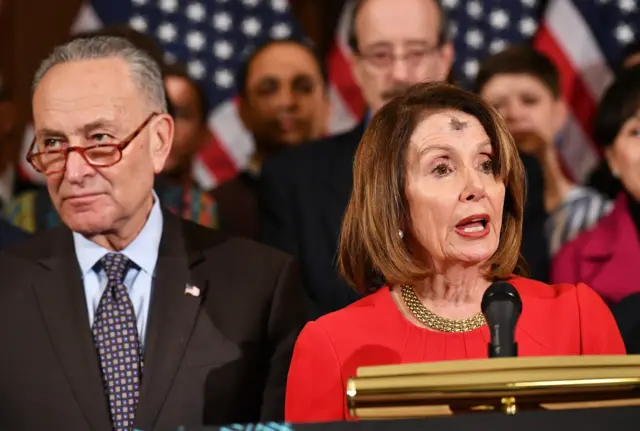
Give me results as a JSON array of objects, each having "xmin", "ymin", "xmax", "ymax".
[
  {"xmin": 17, "ymin": 0, "xmax": 640, "ymax": 188},
  {"xmin": 330, "ymin": 0, "xmax": 640, "ymax": 182},
  {"xmin": 19, "ymin": 0, "xmax": 359, "ymax": 189}
]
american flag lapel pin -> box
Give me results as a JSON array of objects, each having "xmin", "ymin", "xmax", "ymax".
[{"xmin": 184, "ymin": 283, "xmax": 201, "ymax": 297}]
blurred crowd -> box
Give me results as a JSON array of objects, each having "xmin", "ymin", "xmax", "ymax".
[{"xmin": 1, "ymin": 0, "xmax": 640, "ymax": 350}]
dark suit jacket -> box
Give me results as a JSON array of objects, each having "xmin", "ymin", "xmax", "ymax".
[
  {"xmin": 0, "ymin": 210, "xmax": 308, "ymax": 430},
  {"xmin": 611, "ymin": 292, "xmax": 640, "ymax": 354},
  {"xmin": 0, "ymin": 219, "xmax": 29, "ymax": 249},
  {"xmin": 259, "ymin": 125, "xmax": 365, "ymax": 318},
  {"xmin": 259, "ymin": 124, "xmax": 549, "ymax": 318},
  {"xmin": 211, "ymin": 171, "xmax": 260, "ymax": 240}
]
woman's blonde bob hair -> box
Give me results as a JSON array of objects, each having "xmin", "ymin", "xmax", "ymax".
[{"xmin": 338, "ymin": 81, "xmax": 526, "ymax": 293}]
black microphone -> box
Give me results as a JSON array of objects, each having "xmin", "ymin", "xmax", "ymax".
[{"xmin": 481, "ymin": 281, "xmax": 522, "ymax": 358}]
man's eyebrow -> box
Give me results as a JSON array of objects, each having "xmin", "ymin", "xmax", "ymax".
[
  {"xmin": 81, "ymin": 118, "xmax": 116, "ymax": 133},
  {"xmin": 36, "ymin": 127, "xmax": 65, "ymax": 137},
  {"xmin": 36, "ymin": 118, "xmax": 117, "ymax": 138},
  {"xmin": 361, "ymin": 41, "xmax": 393, "ymax": 51}
]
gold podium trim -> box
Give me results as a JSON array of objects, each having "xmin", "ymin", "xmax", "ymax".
[{"xmin": 346, "ymin": 355, "xmax": 640, "ymax": 419}]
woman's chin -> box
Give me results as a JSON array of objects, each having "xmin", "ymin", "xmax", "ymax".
[{"xmin": 451, "ymin": 246, "xmax": 497, "ymax": 266}]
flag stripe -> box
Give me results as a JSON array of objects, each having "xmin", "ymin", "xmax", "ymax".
[
  {"xmin": 207, "ymin": 99, "xmax": 253, "ymax": 169},
  {"xmin": 192, "ymin": 156, "xmax": 217, "ymax": 190},
  {"xmin": 533, "ymin": 0, "xmax": 616, "ymax": 181},
  {"xmin": 543, "ymin": 0, "xmax": 613, "ymax": 101},
  {"xmin": 327, "ymin": 43, "xmax": 365, "ymax": 119},
  {"xmin": 195, "ymin": 133, "xmax": 239, "ymax": 185},
  {"xmin": 560, "ymin": 113, "xmax": 599, "ymax": 181},
  {"xmin": 327, "ymin": 84, "xmax": 359, "ymax": 134},
  {"xmin": 534, "ymin": 24, "xmax": 598, "ymax": 153},
  {"xmin": 329, "ymin": 0, "xmax": 364, "ymax": 121},
  {"xmin": 71, "ymin": 2, "xmax": 102, "ymax": 33}
]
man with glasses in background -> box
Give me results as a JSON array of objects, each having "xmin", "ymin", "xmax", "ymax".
[
  {"xmin": 0, "ymin": 35, "xmax": 307, "ymax": 430},
  {"xmin": 259, "ymin": 0, "xmax": 454, "ymax": 318}
]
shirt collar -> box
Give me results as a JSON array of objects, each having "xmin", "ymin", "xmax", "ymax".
[{"xmin": 73, "ymin": 191, "xmax": 163, "ymax": 276}]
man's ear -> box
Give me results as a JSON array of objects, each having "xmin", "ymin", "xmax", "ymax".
[
  {"xmin": 149, "ymin": 113, "xmax": 174, "ymax": 174},
  {"xmin": 437, "ymin": 41, "xmax": 455, "ymax": 80}
]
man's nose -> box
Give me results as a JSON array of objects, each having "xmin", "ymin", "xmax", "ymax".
[
  {"xmin": 274, "ymin": 87, "xmax": 296, "ymax": 109},
  {"xmin": 63, "ymin": 150, "xmax": 94, "ymax": 183},
  {"xmin": 390, "ymin": 57, "xmax": 411, "ymax": 83},
  {"xmin": 502, "ymin": 102, "xmax": 525, "ymax": 124}
]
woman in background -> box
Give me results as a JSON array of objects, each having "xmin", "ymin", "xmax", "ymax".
[
  {"xmin": 285, "ymin": 82, "xmax": 624, "ymax": 423},
  {"xmin": 552, "ymin": 65, "xmax": 640, "ymax": 305}
]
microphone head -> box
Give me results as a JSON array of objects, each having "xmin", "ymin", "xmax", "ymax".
[
  {"xmin": 481, "ymin": 281, "xmax": 522, "ymax": 358},
  {"xmin": 481, "ymin": 280, "xmax": 522, "ymax": 317}
]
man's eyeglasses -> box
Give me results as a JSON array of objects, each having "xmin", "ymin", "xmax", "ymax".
[
  {"xmin": 26, "ymin": 112, "xmax": 158, "ymax": 175},
  {"xmin": 358, "ymin": 45, "xmax": 441, "ymax": 70}
]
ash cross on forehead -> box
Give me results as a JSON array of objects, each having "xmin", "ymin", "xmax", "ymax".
[{"xmin": 449, "ymin": 117, "xmax": 468, "ymax": 131}]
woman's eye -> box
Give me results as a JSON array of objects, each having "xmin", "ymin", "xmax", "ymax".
[
  {"xmin": 432, "ymin": 163, "xmax": 452, "ymax": 177},
  {"xmin": 481, "ymin": 159, "xmax": 494, "ymax": 173}
]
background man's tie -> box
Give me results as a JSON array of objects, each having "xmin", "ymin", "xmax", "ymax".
[{"xmin": 92, "ymin": 252, "xmax": 143, "ymax": 431}]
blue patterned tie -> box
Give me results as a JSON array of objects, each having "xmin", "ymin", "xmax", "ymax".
[{"xmin": 92, "ymin": 253, "xmax": 142, "ymax": 431}]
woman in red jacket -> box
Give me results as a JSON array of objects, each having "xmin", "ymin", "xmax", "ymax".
[
  {"xmin": 284, "ymin": 82, "xmax": 625, "ymax": 424},
  {"xmin": 551, "ymin": 66, "xmax": 640, "ymax": 305}
]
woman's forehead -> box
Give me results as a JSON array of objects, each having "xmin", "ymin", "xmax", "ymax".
[{"xmin": 410, "ymin": 111, "xmax": 489, "ymax": 150}]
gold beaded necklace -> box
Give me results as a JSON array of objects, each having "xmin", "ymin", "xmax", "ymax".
[{"xmin": 400, "ymin": 284, "xmax": 486, "ymax": 333}]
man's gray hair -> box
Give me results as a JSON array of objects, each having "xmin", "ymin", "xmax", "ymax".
[{"xmin": 32, "ymin": 35, "xmax": 167, "ymax": 113}]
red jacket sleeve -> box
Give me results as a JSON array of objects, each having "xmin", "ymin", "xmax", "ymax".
[
  {"xmin": 285, "ymin": 321, "xmax": 345, "ymax": 423},
  {"xmin": 576, "ymin": 283, "xmax": 626, "ymax": 354}
]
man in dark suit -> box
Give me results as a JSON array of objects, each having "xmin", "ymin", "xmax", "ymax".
[
  {"xmin": 0, "ymin": 219, "xmax": 28, "ymax": 249},
  {"xmin": 0, "ymin": 35, "xmax": 307, "ymax": 430},
  {"xmin": 212, "ymin": 38, "xmax": 330, "ymax": 240},
  {"xmin": 259, "ymin": 0, "xmax": 550, "ymax": 318}
]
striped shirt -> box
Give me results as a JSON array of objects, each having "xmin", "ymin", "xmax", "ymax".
[{"xmin": 545, "ymin": 186, "xmax": 613, "ymax": 256}]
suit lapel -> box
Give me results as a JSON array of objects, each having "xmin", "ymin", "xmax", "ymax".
[
  {"xmin": 134, "ymin": 211, "xmax": 211, "ymax": 428},
  {"xmin": 31, "ymin": 228, "xmax": 112, "ymax": 430}
]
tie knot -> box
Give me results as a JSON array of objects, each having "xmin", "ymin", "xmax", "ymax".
[{"xmin": 99, "ymin": 253, "xmax": 133, "ymax": 283}]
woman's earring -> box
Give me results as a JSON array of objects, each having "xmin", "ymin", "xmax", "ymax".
[
  {"xmin": 398, "ymin": 229, "xmax": 404, "ymax": 239},
  {"xmin": 612, "ymin": 169, "xmax": 620, "ymax": 178}
]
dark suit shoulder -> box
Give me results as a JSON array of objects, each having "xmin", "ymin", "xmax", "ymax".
[
  {"xmin": 0, "ymin": 220, "xmax": 30, "ymax": 249},
  {"xmin": 262, "ymin": 124, "xmax": 365, "ymax": 177},
  {"xmin": 180, "ymin": 216, "xmax": 293, "ymax": 264},
  {"xmin": 211, "ymin": 173, "xmax": 256, "ymax": 197},
  {"xmin": 1, "ymin": 224, "xmax": 69, "ymax": 259}
]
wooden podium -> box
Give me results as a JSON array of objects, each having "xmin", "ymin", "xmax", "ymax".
[{"xmin": 346, "ymin": 355, "xmax": 640, "ymax": 420}]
